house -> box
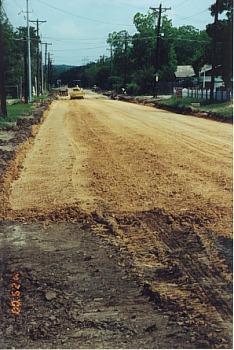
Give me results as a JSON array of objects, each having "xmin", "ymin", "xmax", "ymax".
[
  {"xmin": 199, "ymin": 64, "xmax": 224, "ymax": 90},
  {"xmin": 175, "ymin": 65, "xmax": 195, "ymax": 81}
]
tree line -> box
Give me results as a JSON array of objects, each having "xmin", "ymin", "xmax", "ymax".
[
  {"xmin": 0, "ymin": 0, "xmax": 233, "ymax": 117},
  {"xmin": 61, "ymin": 0, "xmax": 232, "ymax": 95}
]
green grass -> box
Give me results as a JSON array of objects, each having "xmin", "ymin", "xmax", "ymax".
[
  {"xmin": 160, "ymin": 96, "xmax": 233, "ymax": 119},
  {"xmin": 0, "ymin": 103, "xmax": 35, "ymax": 128},
  {"xmin": 0, "ymin": 94, "xmax": 51, "ymax": 128},
  {"xmin": 197, "ymin": 101, "xmax": 233, "ymax": 118}
]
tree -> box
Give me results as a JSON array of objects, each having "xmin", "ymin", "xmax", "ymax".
[
  {"xmin": 206, "ymin": 0, "xmax": 233, "ymax": 88},
  {"xmin": 131, "ymin": 12, "xmax": 155, "ymax": 70},
  {"xmin": 107, "ymin": 30, "xmax": 131, "ymax": 85},
  {"xmin": 171, "ymin": 25, "xmax": 211, "ymax": 74},
  {"xmin": 60, "ymin": 10, "xmax": 215, "ymax": 95},
  {"xmin": 130, "ymin": 66, "xmax": 155, "ymax": 94},
  {"xmin": 130, "ymin": 12, "xmax": 176, "ymax": 90}
]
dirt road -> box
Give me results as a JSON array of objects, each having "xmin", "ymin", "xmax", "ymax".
[{"xmin": 0, "ymin": 91, "xmax": 232, "ymax": 348}]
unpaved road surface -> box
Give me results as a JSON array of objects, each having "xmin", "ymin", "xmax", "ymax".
[{"xmin": 0, "ymin": 91, "xmax": 232, "ymax": 348}]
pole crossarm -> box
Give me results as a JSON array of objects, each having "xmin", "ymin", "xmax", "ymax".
[{"xmin": 149, "ymin": 6, "xmax": 171, "ymax": 14}]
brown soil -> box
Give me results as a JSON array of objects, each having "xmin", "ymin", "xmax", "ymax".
[{"xmin": 0, "ymin": 91, "xmax": 232, "ymax": 348}]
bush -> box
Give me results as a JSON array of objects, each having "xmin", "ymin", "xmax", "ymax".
[
  {"xmin": 107, "ymin": 76, "xmax": 123, "ymax": 90},
  {"xmin": 126, "ymin": 83, "xmax": 141, "ymax": 95}
]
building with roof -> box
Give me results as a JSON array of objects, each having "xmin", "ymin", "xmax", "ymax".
[{"xmin": 175, "ymin": 65, "xmax": 195, "ymax": 81}]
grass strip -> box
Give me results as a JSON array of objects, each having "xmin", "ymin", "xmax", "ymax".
[{"xmin": 160, "ymin": 96, "xmax": 233, "ymax": 119}]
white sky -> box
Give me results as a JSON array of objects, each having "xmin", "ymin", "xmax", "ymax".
[{"xmin": 5, "ymin": 0, "xmax": 215, "ymax": 66}]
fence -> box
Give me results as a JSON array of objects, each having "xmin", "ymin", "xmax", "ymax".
[{"xmin": 176, "ymin": 87, "xmax": 231, "ymax": 101}]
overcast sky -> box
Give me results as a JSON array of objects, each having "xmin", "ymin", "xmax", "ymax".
[{"xmin": 5, "ymin": 0, "xmax": 215, "ymax": 66}]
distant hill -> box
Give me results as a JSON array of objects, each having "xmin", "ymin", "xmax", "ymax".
[
  {"xmin": 59, "ymin": 65, "xmax": 87, "ymax": 87},
  {"xmin": 53, "ymin": 65, "xmax": 76, "ymax": 82}
]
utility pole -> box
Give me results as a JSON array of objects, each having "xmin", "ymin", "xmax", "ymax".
[
  {"xmin": 30, "ymin": 19, "xmax": 46, "ymax": 96},
  {"xmin": 24, "ymin": 31, "xmax": 28, "ymax": 103},
  {"xmin": 107, "ymin": 42, "xmax": 113, "ymax": 75},
  {"xmin": 42, "ymin": 42, "xmax": 52, "ymax": 92},
  {"xmin": 26, "ymin": 0, "xmax": 32, "ymax": 102},
  {"xmin": 0, "ymin": 0, "xmax": 7, "ymax": 117},
  {"xmin": 150, "ymin": 3, "xmax": 171, "ymax": 96},
  {"xmin": 210, "ymin": 0, "xmax": 219, "ymax": 100},
  {"xmin": 40, "ymin": 47, "xmax": 44, "ymax": 94},
  {"xmin": 48, "ymin": 52, "xmax": 52, "ymax": 90},
  {"xmin": 124, "ymin": 32, "xmax": 128, "ymax": 86},
  {"xmin": 17, "ymin": 26, "xmax": 28, "ymax": 103}
]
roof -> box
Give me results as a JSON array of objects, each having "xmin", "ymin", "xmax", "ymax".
[
  {"xmin": 200, "ymin": 64, "xmax": 212, "ymax": 74},
  {"xmin": 175, "ymin": 65, "xmax": 195, "ymax": 78},
  {"xmin": 200, "ymin": 64, "xmax": 222, "ymax": 76}
]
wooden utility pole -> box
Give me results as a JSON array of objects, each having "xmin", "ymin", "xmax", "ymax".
[
  {"xmin": 26, "ymin": 0, "xmax": 32, "ymax": 102},
  {"xmin": 0, "ymin": 0, "xmax": 7, "ymax": 117},
  {"xmin": 107, "ymin": 42, "xmax": 113, "ymax": 75},
  {"xmin": 30, "ymin": 19, "xmax": 46, "ymax": 96},
  {"xmin": 150, "ymin": 3, "xmax": 171, "ymax": 96},
  {"xmin": 42, "ymin": 42, "xmax": 52, "ymax": 92},
  {"xmin": 124, "ymin": 32, "xmax": 127, "ymax": 86},
  {"xmin": 210, "ymin": 0, "xmax": 219, "ymax": 100},
  {"xmin": 48, "ymin": 52, "xmax": 52, "ymax": 90}
]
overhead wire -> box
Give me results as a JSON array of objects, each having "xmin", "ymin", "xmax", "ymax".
[
  {"xmin": 5, "ymin": 0, "xmax": 214, "ymax": 66},
  {"xmin": 175, "ymin": 0, "xmax": 190, "ymax": 8},
  {"xmin": 34, "ymin": 0, "xmax": 135, "ymax": 27},
  {"xmin": 174, "ymin": 9, "xmax": 209, "ymax": 20}
]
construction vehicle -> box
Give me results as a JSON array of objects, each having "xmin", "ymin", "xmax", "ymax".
[
  {"xmin": 69, "ymin": 85, "xmax": 84, "ymax": 99},
  {"xmin": 58, "ymin": 87, "xmax": 68, "ymax": 96}
]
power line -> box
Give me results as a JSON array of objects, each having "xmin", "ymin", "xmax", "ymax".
[
  {"xmin": 52, "ymin": 46, "xmax": 108, "ymax": 52},
  {"xmin": 34, "ymin": 0, "xmax": 135, "ymax": 27},
  {"xmin": 176, "ymin": 0, "xmax": 190, "ymax": 7},
  {"xmin": 102, "ymin": 0, "xmax": 147, "ymax": 10},
  {"xmin": 43, "ymin": 36, "xmax": 108, "ymax": 42},
  {"xmin": 173, "ymin": 8, "xmax": 209, "ymax": 21}
]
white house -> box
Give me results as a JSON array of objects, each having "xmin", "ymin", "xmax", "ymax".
[{"xmin": 199, "ymin": 64, "xmax": 224, "ymax": 90}]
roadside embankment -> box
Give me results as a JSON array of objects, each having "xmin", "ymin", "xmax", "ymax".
[
  {"xmin": 112, "ymin": 94, "xmax": 233, "ymax": 123},
  {"xmin": 0, "ymin": 100, "xmax": 53, "ymax": 218}
]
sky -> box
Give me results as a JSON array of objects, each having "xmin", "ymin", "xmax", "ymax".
[{"xmin": 4, "ymin": 0, "xmax": 216, "ymax": 66}]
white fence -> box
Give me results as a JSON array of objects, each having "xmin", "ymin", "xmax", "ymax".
[{"xmin": 176, "ymin": 88, "xmax": 231, "ymax": 101}]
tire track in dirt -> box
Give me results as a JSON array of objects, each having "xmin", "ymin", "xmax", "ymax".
[{"xmin": 98, "ymin": 210, "xmax": 232, "ymax": 327}]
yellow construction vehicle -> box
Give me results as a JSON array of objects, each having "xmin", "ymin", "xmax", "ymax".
[{"xmin": 69, "ymin": 85, "xmax": 84, "ymax": 99}]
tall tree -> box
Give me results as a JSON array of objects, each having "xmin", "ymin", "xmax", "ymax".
[
  {"xmin": 171, "ymin": 25, "xmax": 211, "ymax": 74},
  {"xmin": 107, "ymin": 30, "xmax": 131, "ymax": 85},
  {"xmin": 206, "ymin": 0, "xmax": 233, "ymax": 88}
]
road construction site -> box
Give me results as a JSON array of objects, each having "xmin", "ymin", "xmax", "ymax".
[{"xmin": 0, "ymin": 91, "xmax": 232, "ymax": 348}]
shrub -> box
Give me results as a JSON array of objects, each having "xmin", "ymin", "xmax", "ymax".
[{"xmin": 126, "ymin": 83, "xmax": 141, "ymax": 95}]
